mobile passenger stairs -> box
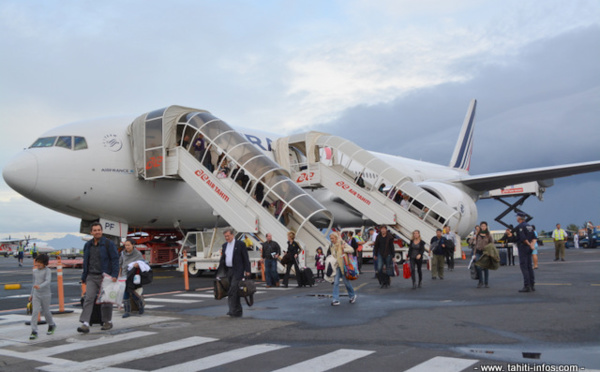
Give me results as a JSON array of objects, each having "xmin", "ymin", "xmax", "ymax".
[
  {"xmin": 127, "ymin": 106, "xmax": 333, "ymax": 276},
  {"xmin": 272, "ymin": 132, "xmax": 462, "ymax": 258}
]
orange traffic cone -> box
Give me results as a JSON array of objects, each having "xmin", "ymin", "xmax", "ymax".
[{"xmin": 462, "ymin": 251, "xmax": 466, "ymax": 260}]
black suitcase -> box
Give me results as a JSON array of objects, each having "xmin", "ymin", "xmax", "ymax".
[
  {"xmin": 376, "ymin": 271, "xmax": 390, "ymax": 287},
  {"xmin": 297, "ymin": 267, "xmax": 315, "ymax": 287},
  {"xmin": 80, "ymin": 296, "xmax": 103, "ymax": 325},
  {"xmin": 499, "ymin": 248, "xmax": 508, "ymax": 266}
]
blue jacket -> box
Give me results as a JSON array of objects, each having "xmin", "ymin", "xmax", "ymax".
[{"xmin": 81, "ymin": 236, "xmax": 120, "ymax": 282}]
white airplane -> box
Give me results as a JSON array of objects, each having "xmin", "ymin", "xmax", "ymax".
[
  {"xmin": 0, "ymin": 237, "xmax": 57, "ymax": 257},
  {"xmin": 2, "ymin": 100, "xmax": 600, "ymax": 245}
]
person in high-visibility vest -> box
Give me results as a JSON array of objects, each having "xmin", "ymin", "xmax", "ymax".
[
  {"xmin": 17, "ymin": 243, "xmax": 24, "ymax": 267},
  {"xmin": 552, "ymin": 223, "xmax": 567, "ymax": 262},
  {"xmin": 32, "ymin": 243, "xmax": 38, "ymax": 260}
]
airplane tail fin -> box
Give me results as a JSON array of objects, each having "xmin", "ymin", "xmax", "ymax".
[{"xmin": 449, "ymin": 99, "xmax": 477, "ymax": 172}]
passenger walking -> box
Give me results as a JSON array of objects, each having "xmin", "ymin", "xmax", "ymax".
[
  {"xmin": 373, "ymin": 226, "xmax": 395, "ymax": 288},
  {"xmin": 354, "ymin": 230, "xmax": 365, "ymax": 271},
  {"xmin": 500, "ymin": 228, "xmax": 515, "ymax": 266},
  {"xmin": 473, "ymin": 222, "xmax": 493, "ymax": 288},
  {"xmin": 218, "ymin": 228, "xmax": 251, "ymax": 317},
  {"xmin": 430, "ymin": 229, "xmax": 445, "ymax": 280},
  {"xmin": 552, "ymin": 223, "xmax": 567, "ymax": 261},
  {"xmin": 119, "ymin": 239, "xmax": 145, "ymax": 318},
  {"xmin": 78, "ymin": 222, "xmax": 119, "ymax": 333},
  {"xmin": 328, "ymin": 232, "xmax": 356, "ymax": 306},
  {"xmin": 261, "ymin": 233, "xmax": 281, "ymax": 287},
  {"xmin": 467, "ymin": 225, "xmax": 480, "ymax": 257},
  {"xmin": 29, "ymin": 254, "xmax": 56, "ymax": 340},
  {"xmin": 408, "ymin": 230, "xmax": 426, "ymax": 289},
  {"xmin": 366, "ymin": 228, "xmax": 378, "ymax": 278},
  {"xmin": 443, "ymin": 226, "xmax": 456, "ymax": 271},
  {"xmin": 515, "ymin": 213, "xmax": 536, "ymax": 293},
  {"xmin": 282, "ymin": 231, "xmax": 301, "ymax": 288},
  {"xmin": 315, "ymin": 247, "xmax": 325, "ymax": 279}
]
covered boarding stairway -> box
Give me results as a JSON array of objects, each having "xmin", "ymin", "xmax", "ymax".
[
  {"xmin": 273, "ymin": 132, "xmax": 461, "ymax": 245},
  {"xmin": 128, "ymin": 106, "xmax": 332, "ymax": 268}
]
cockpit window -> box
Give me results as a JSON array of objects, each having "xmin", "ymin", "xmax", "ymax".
[
  {"xmin": 56, "ymin": 136, "xmax": 73, "ymax": 149},
  {"xmin": 30, "ymin": 137, "xmax": 57, "ymax": 148},
  {"xmin": 29, "ymin": 136, "xmax": 88, "ymax": 150},
  {"xmin": 74, "ymin": 136, "xmax": 88, "ymax": 150}
]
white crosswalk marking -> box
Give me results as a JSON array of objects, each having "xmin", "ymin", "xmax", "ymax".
[
  {"xmin": 39, "ymin": 336, "xmax": 217, "ymax": 372},
  {"xmin": 143, "ymin": 298, "xmax": 202, "ymax": 304},
  {"xmin": 152, "ymin": 343, "xmax": 289, "ymax": 372},
  {"xmin": 270, "ymin": 348, "xmax": 375, "ymax": 372},
  {"xmin": 403, "ymin": 356, "xmax": 478, "ymax": 372},
  {"xmin": 30, "ymin": 331, "xmax": 155, "ymax": 357},
  {"xmin": 174, "ymin": 293, "xmax": 215, "ymax": 298}
]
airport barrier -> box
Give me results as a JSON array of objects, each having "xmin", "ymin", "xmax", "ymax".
[
  {"xmin": 52, "ymin": 256, "xmax": 73, "ymax": 314},
  {"xmin": 183, "ymin": 249, "xmax": 190, "ymax": 291}
]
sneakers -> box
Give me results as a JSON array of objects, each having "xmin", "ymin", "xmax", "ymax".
[
  {"xmin": 29, "ymin": 332, "xmax": 38, "ymax": 340},
  {"xmin": 349, "ymin": 295, "xmax": 357, "ymax": 304},
  {"xmin": 519, "ymin": 286, "xmax": 532, "ymax": 293},
  {"xmin": 47, "ymin": 325, "xmax": 56, "ymax": 335},
  {"xmin": 77, "ymin": 324, "xmax": 90, "ymax": 334},
  {"xmin": 331, "ymin": 300, "xmax": 340, "ymax": 306},
  {"xmin": 101, "ymin": 322, "xmax": 113, "ymax": 331},
  {"xmin": 122, "ymin": 312, "xmax": 130, "ymax": 318}
]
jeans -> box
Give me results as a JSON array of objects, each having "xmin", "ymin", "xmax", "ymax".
[
  {"xmin": 475, "ymin": 252, "xmax": 489, "ymax": 285},
  {"xmin": 332, "ymin": 267, "xmax": 355, "ymax": 302},
  {"xmin": 377, "ymin": 255, "xmax": 393, "ymax": 276},
  {"xmin": 410, "ymin": 257, "xmax": 422, "ymax": 284},
  {"xmin": 264, "ymin": 259, "xmax": 279, "ymax": 286}
]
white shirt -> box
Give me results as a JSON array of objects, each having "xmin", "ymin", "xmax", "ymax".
[
  {"xmin": 400, "ymin": 199, "xmax": 409, "ymax": 210},
  {"xmin": 225, "ymin": 241, "xmax": 235, "ymax": 267}
]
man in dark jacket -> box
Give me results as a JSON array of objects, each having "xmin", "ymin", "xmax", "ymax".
[
  {"xmin": 515, "ymin": 213, "xmax": 536, "ymax": 293},
  {"xmin": 373, "ymin": 226, "xmax": 395, "ymax": 286},
  {"xmin": 218, "ymin": 228, "xmax": 251, "ymax": 317},
  {"xmin": 78, "ymin": 222, "xmax": 119, "ymax": 333},
  {"xmin": 430, "ymin": 229, "xmax": 446, "ymax": 280},
  {"xmin": 261, "ymin": 233, "xmax": 281, "ymax": 287}
]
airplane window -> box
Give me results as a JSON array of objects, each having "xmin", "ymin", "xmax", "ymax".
[
  {"xmin": 74, "ymin": 136, "xmax": 88, "ymax": 150},
  {"xmin": 30, "ymin": 137, "xmax": 57, "ymax": 148},
  {"xmin": 56, "ymin": 136, "xmax": 73, "ymax": 149}
]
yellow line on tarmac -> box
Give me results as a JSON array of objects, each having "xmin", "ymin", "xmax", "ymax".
[
  {"xmin": 354, "ymin": 282, "xmax": 369, "ymax": 291},
  {"xmin": 591, "ymin": 284, "xmax": 600, "ymax": 287},
  {"xmin": 535, "ymin": 283, "xmax": 572, "ymax": 286}
]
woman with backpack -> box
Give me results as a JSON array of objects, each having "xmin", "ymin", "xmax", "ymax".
[
  {"xmin": 473, "ymin": 222, "xmax": 494, "ymax": 288},
  {"xmin": 328, "ymin": 232, "xmax": 357, "ymax": 306}
]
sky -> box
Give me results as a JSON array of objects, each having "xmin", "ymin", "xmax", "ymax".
[{"xmin": 0, "ymin": 0, "xmax": 599, "ymax": 240}]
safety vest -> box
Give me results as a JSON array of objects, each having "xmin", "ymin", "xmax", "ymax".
[
  {"xmin": 553, "ymin": 229, "xmax": 565, "ymax": 241},
  {"xmin": 32, "ymin": 244, "xmax": 38, "ymax": 253},
  {"xmin": 18, "ymin": 244, "xmax": 24, "ymax": 252}
]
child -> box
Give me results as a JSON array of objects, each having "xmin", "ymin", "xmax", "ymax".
[
  {"xmin": 29, "ymin": 254, "xmax": 56, "ymax": 340},
  {"xmin": 315, "ymin": 247, "xmax": 325, "ymax": 279}
]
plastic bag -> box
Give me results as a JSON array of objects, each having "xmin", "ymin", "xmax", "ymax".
[{"xmin": 96, "ymin": 274, "xmax": 126, "ymax": 305}]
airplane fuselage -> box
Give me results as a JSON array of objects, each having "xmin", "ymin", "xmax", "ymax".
[{"xmin": 4, "ymin": 115, "xmax": 480, "ymax": 237}]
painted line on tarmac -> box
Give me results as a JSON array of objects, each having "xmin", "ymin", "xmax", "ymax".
[
  {"xmin": 403, "ymin": 356, "xmax": 478, "ymax": 372},
  {"xmin": 144, "ymin": 298, "xmax": 203, "ymax": 304},
  {"xmin": 152, "ymin": 343, "xmax": 288, "ymax": 372},
  {"xmin": 535, "ymin": 283, "xmax": 572, "ymax": 286},
  {"xmin": 271, "ymin": 348, "xmax": 375, "ymax": 372}
]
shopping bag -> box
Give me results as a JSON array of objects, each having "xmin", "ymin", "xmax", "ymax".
[
  {"xmin": 394, "ymin": 262, "xmax": 400, "ymax": 277},
  {"xmin": 403, "ymin": 262, "xmax": 411, "ymax": 279},
  {"xmin": 343, "ymin": 254, "xmax": 359, "ymax": 280},
  {"xmin": 96, "ymin": 274, "xmax": 126, "ymax": 305}
]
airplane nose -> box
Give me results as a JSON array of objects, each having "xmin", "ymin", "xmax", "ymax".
[{"xmin": 2, "ymin": 152, "xmax": 38, "ymax": 196}]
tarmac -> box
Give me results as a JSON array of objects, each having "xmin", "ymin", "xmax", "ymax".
[{"xmin": 0, "ymin": 245, "xmax": 599, "ymax": 371}]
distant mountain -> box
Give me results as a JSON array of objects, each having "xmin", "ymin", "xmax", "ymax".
[{"xmin": 44, "ymin": 234, "xmax": 88, "ymax": 250}]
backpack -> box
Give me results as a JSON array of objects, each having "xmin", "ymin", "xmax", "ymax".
[{"xmin": 444, "ymin": 238, "xmax": 455, "ymax": 252}]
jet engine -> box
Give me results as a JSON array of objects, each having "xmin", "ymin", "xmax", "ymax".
[{"xmin": 416, "ymin": 182, "xmax": 478, "ymax": 237}]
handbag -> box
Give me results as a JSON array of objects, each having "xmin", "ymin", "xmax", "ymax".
[
  {"xmin": 403, "ymin": 262, "xmax": 411, "ymax": 279},
  {"xmin": 343, "ymin": 254, "xmax": 359, "ymax": 280},
  {"xmin": 280, "ymin": 252, "xmax": 293, "ymax": 266},
  {"xmin": 469, "ymin": 256, "xmax": 479, "ymax": 280},
  {"xmin": 213, "ymin": 277, "xmax": 230, "ymax": 300},
  {"xmin": 238, "ymin": 278, "xmax": 257, "ymax": 306},
  {"xmin": 394, "ymin": 262, "xmax": 400, "ymax": 277}
]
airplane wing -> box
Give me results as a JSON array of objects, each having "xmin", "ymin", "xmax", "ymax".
[
  {"xmin": 0, "ymin": 238, "xmax": 23, "ymax": 244},
  {"xmin": 454, "ymin": 160, "xmax": 600, "ymax": 192}
]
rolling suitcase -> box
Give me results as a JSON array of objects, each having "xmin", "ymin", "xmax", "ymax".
[
  {"xmin": 297, "ymin": 267, "xmax": 315, "ymax": 287},
  {"xmin": 499, "ymin": 248, "xmax": 508, "ymax": 266},
  {"xmin": 80, "ymin": 296, "xmax": 103, "ymax": 325}
]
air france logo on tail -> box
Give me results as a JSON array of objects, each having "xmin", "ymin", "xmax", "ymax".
[{"xmin": 449, "ymin": 99, "xmax": 477, "ymax": 172}]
